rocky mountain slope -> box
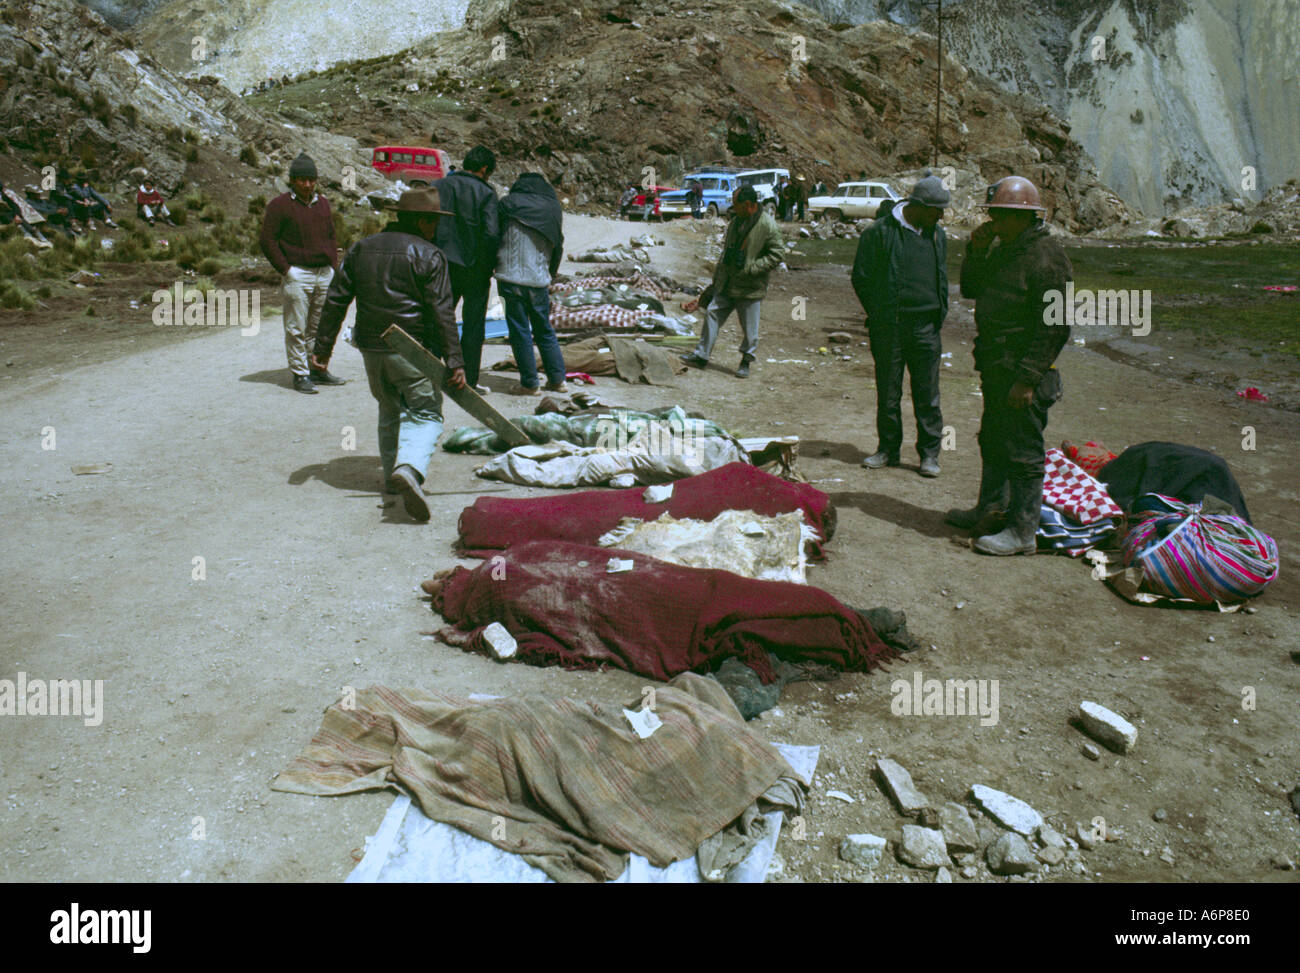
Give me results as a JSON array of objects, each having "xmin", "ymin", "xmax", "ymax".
[
  {"xmin": 0, "ymin": 0, "xmax": 385, "ymax": 196},
  {"xmin": 225, "ymin": 0, "xmax": 1129, "ymax": 232},
  {"xmin": 797, "ymin": 0, "xmax": 1300, "ymax": 215}
]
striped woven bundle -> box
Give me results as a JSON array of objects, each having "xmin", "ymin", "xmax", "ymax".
[
  {"xmin": 551, "ymin": 274, "xmax": 674, "ymax": 300},
  {"xmin": 1121, "ymin": 494, "xmax": 1278, "ymax": 603},
  {"xmin": 549, "ymin": 303, "xmax": 641, "ymax": 331}
]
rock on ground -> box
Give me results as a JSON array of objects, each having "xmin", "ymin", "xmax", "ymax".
[
  {"xmin": 1078, "ymin": 701, "xmax": 1139, "ymax": 753},
  {"xmin": 875, "ymin": 758, "xmax": 929, "ymax": 817},
  {"xmin": 897, "ymin": 825, "xmax": 949, "ymax": 870},
  {"xmin": 840, "ymin": 833, "xmax": 887, "ymax": 869},
  {"xmin": 987, "ymin": 833, "xmax": 1039, "ymax": 876},
  {"xmin": 971, "ymin": 784, "xmax": 1044, "ymax": 835}
]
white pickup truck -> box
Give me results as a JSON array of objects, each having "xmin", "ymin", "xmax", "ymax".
[{"xmin": 807, "ymin": 181, "xmax": 902, "ymax": 221}]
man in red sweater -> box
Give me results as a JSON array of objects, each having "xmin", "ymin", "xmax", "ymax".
[{"xmin": 259, "ymin": 153, "xmax": 344, "ymax": 394}]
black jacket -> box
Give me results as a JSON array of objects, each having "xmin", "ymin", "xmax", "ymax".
[
  {"xmin": 960, "ymin": 221, "xmax": 1072, "ymax": 386},
  {"xmin": 430, "ymin": 170, "xmax": 500, "ymax": 271},
  {"xmin": 314, "ymin": 223, "xmax": 464, "ymax": 369},
  {"xmin": 851, "ymin": 200, "xmax": 949, "ymax": 327}
]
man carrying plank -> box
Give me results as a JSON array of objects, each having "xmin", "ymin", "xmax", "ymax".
[{"xmin": 312, "ymin": 188, "xmax": 468, "ymax": 523}]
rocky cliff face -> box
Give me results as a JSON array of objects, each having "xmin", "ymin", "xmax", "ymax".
[
  {"xmin": 135, "ymin": 0, "xmax": 470, "ymax": 93},
  {"xmin": 796, "ymin": 0, "xmax": 1300, "ymax": 216}
]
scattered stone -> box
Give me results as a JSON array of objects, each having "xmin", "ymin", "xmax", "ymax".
[
  {"xmin": 897, "ymin": 825, "xmax": 949, "ymax": 870},
  {"xmin": 986, "ymin": 833, "xmax": 1038, "ymax": 876},
  {"xmin": 1037, "ymin": 823, "xmax": 1066, "ymax": 850},
  {"xmin": 839, "ymin": 833, "xmax": 887, "ymax": 868},
  {"xmin": 971, "ymin": 784, "xmax": 1043, "ymax": 835},
  {"xmin": 1159, "ymin": 846, "xmax": 1176, "ymax": 864},
  {"xmin": 1078, "ymin": 701, "xmax": 1139, "ymax": 753},
  {"xmin": 935, "ymin": 866, "xmax": 953, "ymax": 883},
  {"xmin": 826, "ymin": 789, "xmax": 856, "ymax": 804},
  {"xmin": 1152, "ymin": 808, "xmax": 1167, "ymax": 822},
  {"xmin": 1037, "ymin": 845, "xmax": 1065, "ymax": 866},
  {"xmin": 929, "ymin": 802, "xmax": 980, "ymax": 854},
  {"xmin": 1271, "ymin": 855, "xmax": 1295, "ymax": 871},
  {"xmin": 827, "ymin": 331, "xmax": 853, "ymax": 343},
  {"xmin": 1081, "ymin": 743, "xmax": 1101, "ymax": 761},
  {"xmin": 1105, "ymin": 826, "xmax": 1125, "ymax": 844},
  {"xmin": 960, "ymin": 865, "xmax": 978, "ymax": 879},
  {"xmin": 875, "ymin": 758, "xmax": 929, "ymax": 817},
  {"xmin": 1075, "ymin": 822, "xmax": 1099, "ymax": 850},
  {"xmin": 976, "ymin": 824, "xmax": 1000, "ymax": 847}
]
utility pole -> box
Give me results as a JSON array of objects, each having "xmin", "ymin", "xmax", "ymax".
[{"xmin": 934, "ymin": 0, "xmax": 943, "ymax": 168}]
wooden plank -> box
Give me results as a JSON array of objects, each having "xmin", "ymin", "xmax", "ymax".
[{"xmin": 380, "ymin": 324, "xmax": 532, "ymax": 448}]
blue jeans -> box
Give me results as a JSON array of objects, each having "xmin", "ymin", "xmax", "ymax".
[
  {"xmin": 498, "ymin": 281, "xmax": 567, "ymax": 388},
  {"xmin": 360, "ymin": 350, "xmax": 444, "ymax": 484}
]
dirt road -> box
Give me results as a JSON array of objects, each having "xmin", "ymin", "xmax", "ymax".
[{"xmin": 1, "ymin": 215, "xmax": 1297, "ymax": 882}]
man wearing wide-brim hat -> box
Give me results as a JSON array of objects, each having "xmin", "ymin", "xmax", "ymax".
[
  {"xmin": 852, "ymin": 171, "xmax": 951, "ymax": 479},
  {"xmin": 312, "ymin": 188, "xmax": 468, "ymax": 523}
]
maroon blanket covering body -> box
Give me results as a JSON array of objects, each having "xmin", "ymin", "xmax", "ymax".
[
  {"xmin": 434, "ymin": 541, "xmax": 895, "ymax": 682},
  {"xmin": 456, "ymin": 463, "xmax": 833, "ymax": 559}
]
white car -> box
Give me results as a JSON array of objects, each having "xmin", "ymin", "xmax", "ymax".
[
  {"xmin": 807, "ymin": 181, "xmax": 902, "ymax": 221},
  {"xmin": 735, "ymin": 167, "xmax": 790, "ymax": 214}
]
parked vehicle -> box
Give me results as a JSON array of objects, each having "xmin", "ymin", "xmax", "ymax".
[
  {"xmin": 735, "ymin": 167, "xmax": 791, "ymax": 214},
  {"xmin": 656, "ymin": 170, "xmax": 741, "ymax": 219},
  {"xmin": 626, "ymin": 184, "xmax": 678, "ymax": 221},
  {"xmin": 370, "ymin": 146, "xmax": 452, "ymax": 186},
  {"xmin": 806, "ymin": 181, "xmax": 902, "ymax": 221}
]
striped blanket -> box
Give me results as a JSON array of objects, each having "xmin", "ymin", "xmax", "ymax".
[
  {"xmin": 552, "ymin": 273, "xmax": 674, "ymax": 300},
  {"xmin": 271, "ymin": 673, "xmax": 798, "ymax": 882},
  {"xmin": 1121, "ymin": 494, "xmax": 1278, "ymax": 603}
]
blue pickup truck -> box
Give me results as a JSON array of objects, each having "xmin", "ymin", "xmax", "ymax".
[{"xmin": 656, "ymin": 170, "xmax": 741, "ymax": 219}]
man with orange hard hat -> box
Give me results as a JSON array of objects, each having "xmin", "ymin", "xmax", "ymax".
[{"xmin": 948, "ymin": 176, "xmax": 1073, "ymax": 555}]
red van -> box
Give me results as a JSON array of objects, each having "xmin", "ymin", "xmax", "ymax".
[{"xmin": 371, "ymin": 146, "xmax": 452, "ymax": 186}]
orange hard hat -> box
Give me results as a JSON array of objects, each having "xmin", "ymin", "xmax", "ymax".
[{"xmin": 981, "ymin": 176, "xmax": 1043, "ymax": 211}]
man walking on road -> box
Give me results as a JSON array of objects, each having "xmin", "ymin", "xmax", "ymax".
[
  {"xmin": 310, "ymin": 189, "xmax": 468, "ymax": 523},
  {"xmin": 948, "ymin": 175, "xmax": 1072, "ymax": 555},
  {"xmin": 259, "ymin": 153, "xmax": 344, "ymax": 394},
  {"xmin": 852, "ymin": 172, "xmax": 951, "ymax": 478},
  {"xmin": 432, "ymin": 146, "xmax": 499, "ymax": 395},
  {"xmin": 680, "ymin": 186, "xmax": 786, "ymax": 379}
]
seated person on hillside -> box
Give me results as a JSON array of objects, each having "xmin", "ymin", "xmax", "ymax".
[
  {"xmin": 136, "ymin": 179, "xmax": 175, "ymax": 226},
  {"xmin": 0, "ymin": 181, "xmax": 52, "ymax": 248},
  {"xmin": 24, "ymin": 186, "xmax": 78, "ymax": 238},
  {"xmin": 68, "ymin": 176, "xmax": 118, "ymax": 228}
]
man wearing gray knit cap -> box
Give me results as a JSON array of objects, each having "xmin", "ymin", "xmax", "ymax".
[
  {"xmin": 259, "ymin": 152, "xmax": 344, "ymax": 393},
  {"xmin": 851, "ymin": 172, "xmax": 951, "ymax": 478}
]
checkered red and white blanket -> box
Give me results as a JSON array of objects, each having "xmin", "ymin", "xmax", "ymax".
[
  {"xmin": 1043, "ymin": 447, "xmax": 1124, "ymax": 525},
  {"xmin": 549, "ymin": 304, "xmax": 642, "ymax": 331}
]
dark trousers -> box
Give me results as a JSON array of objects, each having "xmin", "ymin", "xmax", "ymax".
[
  {"xmin": 499, "ymin": 281, "xmax": 566, "ymax": 388},
  {"xmin": 868, "ymin": 311, "xmax": 944, "ymax": 460},
  {"xmin": 977, "ymin": 367, "xmax": 1063, "ymax": 479},
  {"xmin": 447, "ymin": 262, "xmax": 493, "ymax": 386}
]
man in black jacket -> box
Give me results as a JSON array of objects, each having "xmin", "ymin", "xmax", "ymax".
[
  {"xmin": 312, "ymin": 189, "xmax": 467, "ymax": 523},
  {"xmin": 851, "ymin": 173, "xmax": 950, "ymax": 477},
  {"xmin": 431, "ymin": 145, "xmax": 499, "ymax": 394},
  {"xmin": 950, "ymin": 176, "xmax": 1072, "ymax": 555}
]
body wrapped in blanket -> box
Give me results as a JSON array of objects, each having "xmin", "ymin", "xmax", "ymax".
[
  {"xmin": 426, "ymin": 540, "xmax": 899, "ymax": 684},
  {"xmin": 456, "ymin": 462, "xmax": 836, "ymax": 560}
]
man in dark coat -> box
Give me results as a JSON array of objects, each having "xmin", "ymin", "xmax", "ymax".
[
  {"xmin": 312, "ymin": 189, "xmax": 467, "ymax": 523},
  {"xmin": 431, "ymin": 145, "xmax": 500, "ymax": 394},
  {"xmin": 950, "ymin": 175, "xmax": 1073, "ymax": 555},
  {"xmin": 851, "ymin": 173, "xmax": 951, "ymax": 478}
]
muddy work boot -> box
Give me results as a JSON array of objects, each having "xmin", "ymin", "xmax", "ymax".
[
  {"xmin": 388, "ymin": 464, "xmax": 431, "ymax": 523},
  {"xmin": 973, "ymin": 476, "xmax": 1042, "ymax": 556},
  {"xmin": 945, "ymin": 464, "xmax": 1009, "ymax": 533}
]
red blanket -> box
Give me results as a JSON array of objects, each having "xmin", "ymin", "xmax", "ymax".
[
  {"xmin": 430, "ymin": 540, "xmax": 895, "ymax": 683},
  {"xmin": 456, "ymin": 463, "xmax": 834, "ymax": 559}
]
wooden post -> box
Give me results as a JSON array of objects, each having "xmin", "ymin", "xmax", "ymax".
[{"xmin": 380, "ymin": 324, "xmax": 531, "ymax": 448}]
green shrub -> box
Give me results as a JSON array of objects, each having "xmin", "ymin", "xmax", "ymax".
[
  {"xmin": 186, "ymin": 146, "xmax": 199, "ymax": 163},
  {"xmin": 239, "ymin": 145, "xmax": 258, "ymax": 166},
  {"xmin": 197, "ymin": 257, "xmax": 221, "ymax": 276},
  {"xmin": 0, "ymin": 281, "xmax": 35, "ymax": 309},
  {"xmin": 247, "ymin": 194, "xmax": 266, "ymax": 214}
]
